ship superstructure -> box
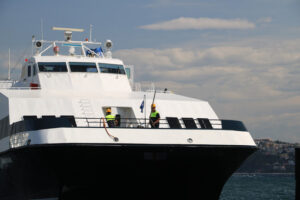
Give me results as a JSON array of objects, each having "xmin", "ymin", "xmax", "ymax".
[{"xmin": 0, "ymin": 27, "xmax": 257, "ymax": 200}]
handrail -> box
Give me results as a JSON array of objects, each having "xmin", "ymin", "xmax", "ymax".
[
  {"xmin": 0, "ymin": 87, "xmax": 42, "ymax": 90},
  {"xmin": 35, "ymin": 40, "xmax": 103, "ymax": 57},
  {"xmin": 74, "ymin": 117, "xmax": 247, "ymax": 131},
  {"xmin": 9, "ymin": 116, "xmax": 248, "ymax": 136}
]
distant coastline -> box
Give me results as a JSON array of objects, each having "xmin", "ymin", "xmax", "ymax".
[{"xmin": 237, "ymin": 138, "xmax": 298, "ymax": 173}]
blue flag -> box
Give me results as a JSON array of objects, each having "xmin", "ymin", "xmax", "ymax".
[{"xmin": 140, "ymin": 100, "xmax": 144, "ymax": 113}]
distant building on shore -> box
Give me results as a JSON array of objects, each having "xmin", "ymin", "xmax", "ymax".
[{"xmin": 237, "ymin": 138, "xmax": 299, "ymax": 173}]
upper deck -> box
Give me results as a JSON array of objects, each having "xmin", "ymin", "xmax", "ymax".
[
  {"xmin": 15, "ymin": 55, "xmax": 132, "ymax": 92},
  {"xmin": 0, "ymin": 27, "xmax": 217, "ymax": 126},
  {"xmin": 12, "ymin": 29, "xmax": 134, "ymax": 93}
]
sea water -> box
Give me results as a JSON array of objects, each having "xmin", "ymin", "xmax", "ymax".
[{"xmin": 220, "ymin": 173, "xmax": 295, "ymax": 200}]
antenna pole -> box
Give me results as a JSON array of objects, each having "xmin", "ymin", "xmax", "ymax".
[
  {"xmin": 41, "ymin": 18, "xmax": 44, "ymax": 41},
  {"xmin": 152, "ymin": 90, "xmax": 156, "ymax": 105},
  {"xmin": 89, "ymin": 24, "xmax": 93, "ymax": 41},
  {"xmin": 8, "ymin": 48, "xmax": 11, "ymax": 80}
]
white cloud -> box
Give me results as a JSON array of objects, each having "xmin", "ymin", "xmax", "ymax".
[
  {"xmin": 140, "ymin": 17, "xmax": 256, "ymax": 30},
  {"xmin": 115, "ymin": 39, "xmax": 300, "ymax": 143},
  {"xmin": 257, "ymin": 17, "xmax": 272, "ymax": 23},
  {"xmin": 115, "ymin": 42, "xmax": 300, "ymax": 101},
  {"xmin": 116, "ymin": 41, "xmax": 300, "ymax": 70}
]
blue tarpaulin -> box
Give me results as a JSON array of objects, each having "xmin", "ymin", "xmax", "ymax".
[{"xmin": 86, "ymin": 47, "xmax": 103, "ymax": 56}]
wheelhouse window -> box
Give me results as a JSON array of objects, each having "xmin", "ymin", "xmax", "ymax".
[
  {"xmin": 98, "ymin": 63, "xmax": 126, "ymax": 74},
  {"xmin": 69, "ymin": 62, "xmax": 98, "ymax": 72},
  {"xmin": 38, "ymin": 62, "xmax": 67, "ymax": 72}
]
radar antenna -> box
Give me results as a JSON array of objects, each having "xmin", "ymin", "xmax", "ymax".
[{"xmin": 52, "ymin": 27, "xmax": 84, "ymax": 41}]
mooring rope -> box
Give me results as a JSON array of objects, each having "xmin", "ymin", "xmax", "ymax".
[{"xmin": 102, "ymin": 117, "xmax": 119, "ymax": 142}]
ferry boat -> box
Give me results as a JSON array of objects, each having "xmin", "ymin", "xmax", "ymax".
[{"xmin": 0, "ymin": 27, "xmax": 257, "ymax": 200}]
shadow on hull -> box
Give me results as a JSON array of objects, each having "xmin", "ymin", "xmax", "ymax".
[{"xmin": 0, "ymin": 144, "xmax": 257, "ymax": 200}]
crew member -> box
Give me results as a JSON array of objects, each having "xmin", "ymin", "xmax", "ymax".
[
  {"xmin": 149, "ymin": 104, "xmax": 160, "ymax": 128},
  {"xmin": 105, "ymin": 108, "xmax": 116, "ymax": 128}
]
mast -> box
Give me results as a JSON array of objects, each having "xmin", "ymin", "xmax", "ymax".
[{"xmin": 89, "ymin": 24, "xmax": 93, "ymax": 41}]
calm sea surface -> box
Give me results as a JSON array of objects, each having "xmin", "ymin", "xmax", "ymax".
[{"xmin": 220, "ymin": 173, "xmax": 295, "ymax": 200}]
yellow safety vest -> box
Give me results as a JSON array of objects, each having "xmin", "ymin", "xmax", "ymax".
[
  {"xmin": 150, "ymin": 111, "xmax": 159, "ymax": 118},
  {"xmin": 106, "ymin": 114, "xmax": 115, "ymax": 121}
]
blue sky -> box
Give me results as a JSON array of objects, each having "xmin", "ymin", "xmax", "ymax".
[{"xmin": 1, "ymin": 0, "xmax": 300, "ymax": 143}]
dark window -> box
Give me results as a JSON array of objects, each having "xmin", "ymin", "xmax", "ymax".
[
  {"xmin": 98, "ymin": 63, "xmax": 126, "ymax": 74},
  {"xmin": 166, "ymin": 117, "xmax": 182, "ymax": 129},
  {"xmin": 0, "ymin": 116, "xmax": 9, "ymax": 140},
  {"xmin": 33, "ymin": 64, "xmax": 37, "ymax": 76},
  {"xmin": 61, "ymin": 116, "xmax": 77, "ymax": 127},
  {"xmin": 221, "ymin": 120, "xmax": 247, "ymax": 131},
  {"xmin": 27, "ymin": 65, "xmax": 31, "ymax": 77},
  {"xmin": 69, "ymin": 62, "xmax": 98, "ymax": 72},
  {"xmin": 182, "ymin": 118, "xmax": 197, "ymax": 129},
  {"xmin": 197, "ymin": 118, "xmax": 213, "ymax": 129},
  {"xmin": 38, "ymin": 62, "xmax": 67, "ymax": 72},
  {"xmin": 23, "ymin": 116, "xmax": 38, "ymax": 131},
  {"xmin": 20, "ymin": 115, "xmax": 76, "ymax": 132}
]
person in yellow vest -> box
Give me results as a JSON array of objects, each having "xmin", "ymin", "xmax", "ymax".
[
  {"xmin": 105, "ymin": 108, "xmax": 116, "ymax": 128},
  {"xmin": 149, "ymin": 104, "xmax": 160, "ymax": 128}
]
